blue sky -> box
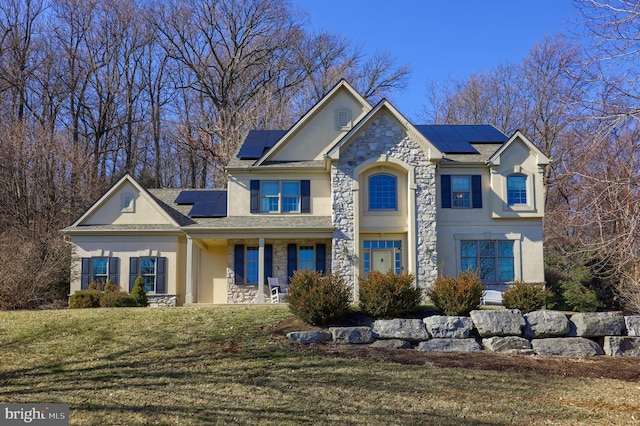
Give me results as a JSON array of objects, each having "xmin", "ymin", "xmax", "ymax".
[{"xmin": 295, "ymin": 1, "xmax": 581, "ymax": 121}]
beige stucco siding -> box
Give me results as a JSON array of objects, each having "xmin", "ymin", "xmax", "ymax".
[
  {"xmin": 269, "ymin": 90, "xmax": 368, "ymax": 162},
  {"xmin": 83, "ymin": 181, "xmax": 172, "ymax": 225},
  {"xmin": 436, "ymin": 221, "xmax": 545, "ymax": 284},
  {"xmin": 489, "ymin": 139, "xmax": 546, "ymax": 218},
  {"xmin": 69, "ymin": 236, "xmax": 180, "ymax": 295},
  {"xmin": 227, "ymin": 170, "xmax": 331, "ymax": 216},
  {"xmin": 198, "ymin": 244, "xmax": 228, "ymax": 304}
]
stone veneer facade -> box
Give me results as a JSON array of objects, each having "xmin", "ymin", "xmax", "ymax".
[
  {"xmin": 332, "ymin": 112, "xmax": 438, "ymax": 297},
  {"xmin": 226, "ymin": 239, "xmax": 332, "ymax": 303}
]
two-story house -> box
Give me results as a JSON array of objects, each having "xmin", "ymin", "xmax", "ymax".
[{"xmin": 62, "ymin": 80, "xmax": 549, "ymax": 306}]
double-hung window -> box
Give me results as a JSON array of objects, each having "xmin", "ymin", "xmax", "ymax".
[
  {"xmin": 507, "ymin": 175, "xmax": 527, "ymax": 205},
  {"xmin": 92, "ymin": 257, "xmax": 109, "ymax": 284},
  {"xmin": 441, "ymin": 175, "xmax": 482, "ymax": 209},
  {"xmin": 260, "ymin": 181, "xmax": 300, "ymax": 213},
  {"xmin": 233, "ymin": 244, "xmax": 273, "ymax": 286},
  {"xmin": 261, "ymin": 182, "xmax": 280, "ymax": 212},
  {"xmin": 452, "ymin": 176, "xmax": 471, "ymax": 208},
  {"xmin": 245, "ymin": 247, "xmax": 259, "ymax": 284},
  {"xmin": 128, "ymin": 256, "xmax": 167, "ymax": 293},
  {"xmin": 369, "ymin": 174, "xmax": 397, "ymax": 210},
  {"xmin": 140, "ymin": 257, "xmax": 157, "ymax": 292},
  {"xmin": 281, "ymin": 182, "xmax": 301, "ymax": 212},
  {"xmin": 298, "ymin": 246, "xmax": 315, "ymax": 271},
  {"xmin": 461, "ymin": 240, "xmax": 514, "ymax": 284}
]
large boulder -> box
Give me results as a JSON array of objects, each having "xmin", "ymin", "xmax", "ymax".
[
  {"xmin": 523, "ymin": 310, "xmax": 570, "ymax": 339},
  {"xmin": 287, "ymin": 331, "xmax": 332, "ymax": 344},
  {"xmin": 470, "ymin": 309, "xmax": 525, "ymax": 337},
  {"xmin": 482, "ymin": 336, "xmax": 532, "ymax": 353},
  {"xmin": 417, "ymin": 338, "xmax": 482, "ymax": 352},
  {"xmin": 329, "ymin": 326, "xmax": 375, "ymax": 344},
  {"xmin": 625, "ymin": 316, "xmax": 640, "ymax": 336},
  {"xmin": 603, "ymin": 336, "xmax": 640, "ymax": 357},
  {"xmin": 568, "ymin": 312, "xmax": 625, "ymax": 337},
  {"xmin": 372, "ymin": 319, "xmax": 430, "ymax": 341},
  {"xmin": 370, "ymin": 339, "xmax": 414, "ymax": 349},
  {"xmin": 423, "ymin": 315, "xmax": 474, "ymax": 339},
  {"xmin": 531, "ymin": 337, "xmax": 604, "ymax": 356}
]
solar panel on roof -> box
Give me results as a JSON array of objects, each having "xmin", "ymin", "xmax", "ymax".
[
  {"xmin": 237, "ymin": 130, "xmax": 286, "ymax": 159},
  {"xmin": 174, "ymin": 190, "xmax": 201, "ymax": 204},
  {"xmin": 185, "ymin": 190, "xmax": 227, "ymax": 217},
  {"xmin": 415, "ymin": 125, "xmax": 507, "ymax": 154}
]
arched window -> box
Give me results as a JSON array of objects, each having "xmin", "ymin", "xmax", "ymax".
[
  {"xmin": 369, "ymin": 174, "xmax": 397, "ymax": 210},
  {"xmin": 507, "ymin": 175, "xmax": 527, "ymax": 205}
]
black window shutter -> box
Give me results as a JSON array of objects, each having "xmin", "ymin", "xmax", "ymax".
[
  {"xmin": 108, "ymin": 257, "xmax": 118, "ymax": 284},
  {"xmin": 315, "ymin": 244, "xmax": 326, "ymax": 275},
  {"xmin": 264, "ymin": 244, "xmax": 273, "ymax": 282},
  {"xmin": 156, "ymin": 257, "xmax": 167, "ymax": 294},
  {"xmin": 441, "ymin": 175, "xmax": 451, "ymax": 208},
  {"xmin": 129, "ymin": 257, "xmax": 139, "ymax": 292},
  {"xmin": 234, "ymin": 245, "xmax": 245, "ymax": 284},
  {"xmin": 472, "ymin": 175, "xmax": 482, "ymax": 208},
  {"xmin": 81, "ymin": 258, "xmax": 91, "ymax": 290},
  {"xmin": 287, "ymin": 243, "xmax": 297, "ymax": 284},
  {"xmin": 301, "ymin": 180, "xmax": 311, "ymax": 213},
  {"xmin": 250, "ymin": 180, "xmax": 260, "ymax": 213}
]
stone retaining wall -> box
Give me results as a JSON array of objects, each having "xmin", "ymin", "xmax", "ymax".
[{"xmin": 287, "ymin": 310, "xmax": 640, "ymax": 357}]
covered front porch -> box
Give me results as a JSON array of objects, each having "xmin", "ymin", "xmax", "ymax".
[{"xmin": 182, "ymin": 217, "xmax": 334, "ymax": 304}]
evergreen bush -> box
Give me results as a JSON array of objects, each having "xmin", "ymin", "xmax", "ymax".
[
  {"xmin": 131, "ymin": 276, "xmax": 148, "ymax": 307},
  {"xmin": 427, "ymin": 270, "xmax": 483, "ymax": 316},
  {"xmin": 502, "ymin": 281, "xmax": 553, "ymax": 313},
  {"xmin": 358, "ymin": 271, "xmax": 421, "ymax": 318},
  {"xmin": 69, "ymin": 290, "xmax": 101, "ymax": 309},
  {"xmin": 287, "ymin": 269, "xmax": 350, "ymax": 326}
]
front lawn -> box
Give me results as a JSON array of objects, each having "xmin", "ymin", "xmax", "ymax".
[{"xmin": 0, "ymin": 306, "xmax": 637, "ymax": 425}]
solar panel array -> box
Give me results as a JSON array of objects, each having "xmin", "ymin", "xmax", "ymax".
[
  {"xmin": 174, "ymin": 190, "xmax": 227, "ymax": 218},
  {"xmin": 237, "ymin": 130, "xmax": 287, "ymax": 159},
  {"xmin": 415, "ymin": 125, "xmax": 508, "ymax": 154}
]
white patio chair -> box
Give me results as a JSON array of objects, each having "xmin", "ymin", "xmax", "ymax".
[
  {"xmin": 268, "ymin": 277, "xmax": 287, "ymax": 303},
  {"xmin": 482, "ymin": 290, "xmax": 503, "ymax": 306}
]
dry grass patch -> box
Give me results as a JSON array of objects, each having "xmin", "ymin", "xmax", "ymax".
[{"xmin": 0, "ymin": 306, "xmax": 638, "ymax": 425}]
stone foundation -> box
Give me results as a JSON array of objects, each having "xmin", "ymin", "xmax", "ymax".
[{"xmin": 147, "ymin": 295, "xmax": 177, "ymax": 307}]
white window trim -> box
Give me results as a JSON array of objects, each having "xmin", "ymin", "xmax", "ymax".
[
  {"xmin": 335, "ymin": 108, "xmax": 352, "ymax": 130},
  {"xmin": 121, "ymin": 193, "xmax": 135, "ymax": 213},
  {"xmin": 260, "ymin": 181, "xmax": 301, "ymax": 214},
  {"xmin": 454, "ymin": 233, "xmax": 522, "ymax": 282}
]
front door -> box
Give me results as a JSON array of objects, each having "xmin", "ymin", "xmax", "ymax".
[{"xmin": 371, "ymin": 249, "xmax": 394, "ymax": 273}]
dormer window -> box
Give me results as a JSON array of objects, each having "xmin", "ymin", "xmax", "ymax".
[{"xmin": 336, "ymin": 109, "xmax": 351, "ymax": 130}]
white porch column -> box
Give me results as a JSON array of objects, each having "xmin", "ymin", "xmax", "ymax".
[
  {"xmin": 257, "ymin": 237, "xmax": 265, "ymax": 303},
  {"xmin": 185, "ymin": 236, "xmax": 198, "ymax": 305}
]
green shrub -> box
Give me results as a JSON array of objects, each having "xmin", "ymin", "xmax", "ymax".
[
  {"xmin": 100, "ymin": 289, "xmax": 138, "ymax": 308},
  {"xmin": 131, "ymin": 276, "xmax": 148, "ymax": 307},
  {"xmin": 69, "ymin": 290, "xmax": 101, "ymax": 309},
  {"xmin": 561, "ymin": 280, "xmax": 602, "ymax": 312},
  {"xmin": 427, "ymin": 270, "xmax": 483, "ymax": 316},
  {"xmin": 87, "ymin": 282, "xmax": 103, "ymax": 291},
  {"xmin": 502, "ymin": 281, "xmax": 553, "ymax": 313},
  {"xmin": 358, "ymin": 271, "xmax": 421, "ymax": 318},
  {"xmin": 103, "ymin": 280, "xmax": 118, "ymax": 293},
  {"xmin": 287, "ymin": 269, "xmax": 350, "ymax": 326}
]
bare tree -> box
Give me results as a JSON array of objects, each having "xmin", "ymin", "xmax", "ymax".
[{"xmin": 155, "ymin": 0, "xmax": 307, "ymax": 184}]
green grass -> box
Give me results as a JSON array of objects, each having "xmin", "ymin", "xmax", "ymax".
[{"xmin": 0, "ymin": 306, "xmax": 638, "ymax": 425}]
